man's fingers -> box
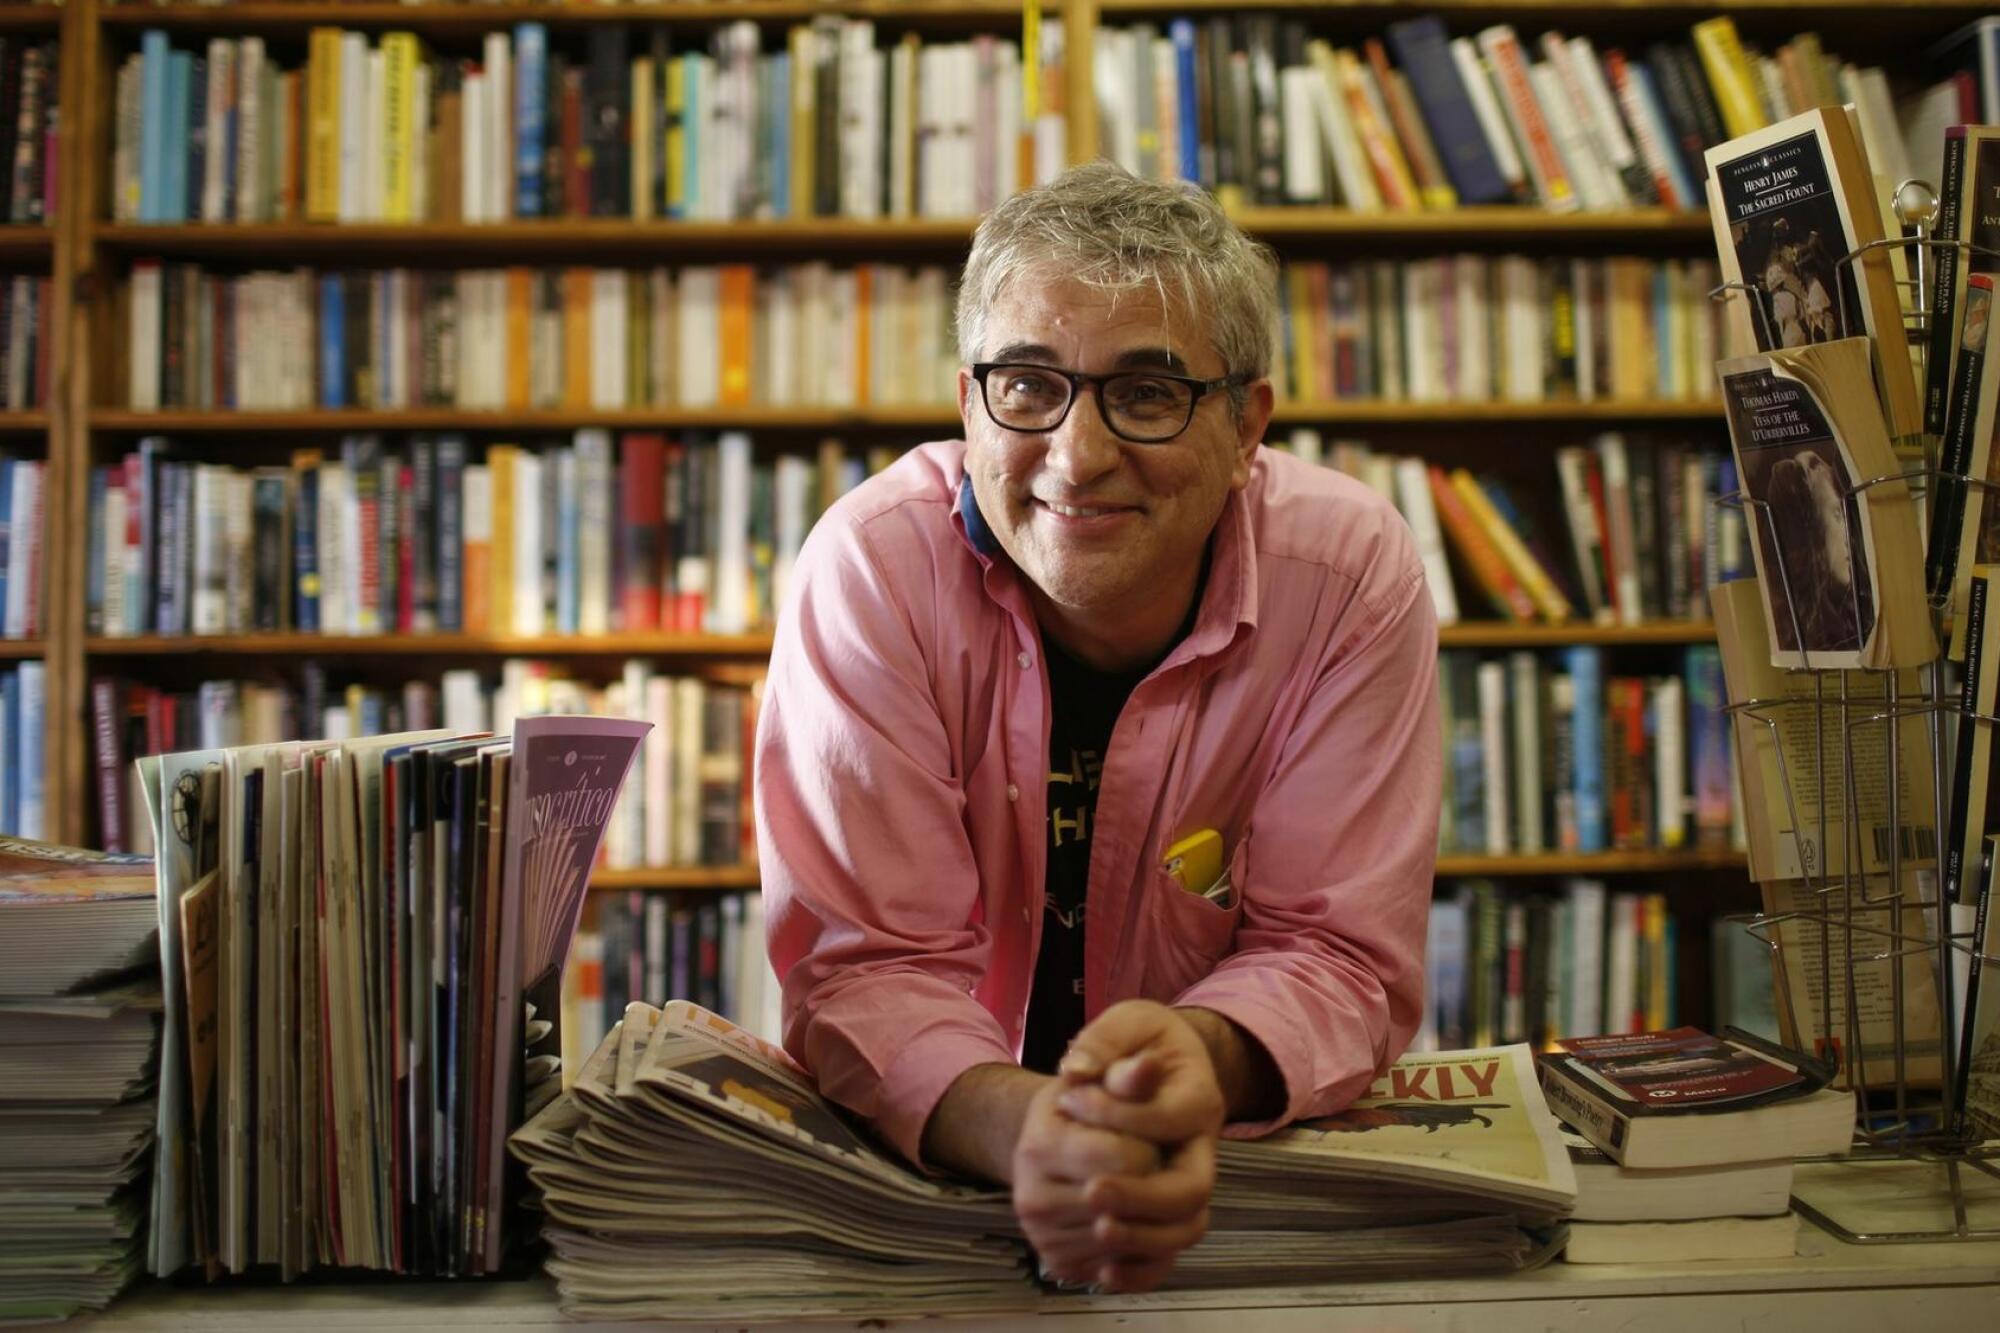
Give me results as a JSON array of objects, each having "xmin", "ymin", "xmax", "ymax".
[
  {"xmin": 1084, "ymin": 1134, "xmax": 1216, "ymax": 1223},
  {"xmin": 1032, "ymin": 1120, "xmax": 1160, "ymax": 1180},
  {"xmin": 1011, "ymin": 1176, "xmax": 1098, "ymax": 1231},
  {"xmin": 1057, "ymin": 1079, "xmax": 1218, "ymax": 1145},
  {"xmin": 1092, "ymin": 1206, "xmax": 1210, "ymax": 1257},
  {"xmin": 1060, "ymin": 1000, "xmax": 1175, "ymax": 1082},
  {"xmin": 1103, "ymin": 1053, "xmax": 1165, "ymax": 1101}
]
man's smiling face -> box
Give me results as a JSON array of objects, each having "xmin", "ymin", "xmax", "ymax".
[{"xmin": 956, "ymin": 274, "xmax": 1267, "ymax": 653}]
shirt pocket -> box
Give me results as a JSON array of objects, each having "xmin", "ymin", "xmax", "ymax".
[{"xmin": 1144, "ymin": 849, "xmax": 1246, "ymax": 1000}]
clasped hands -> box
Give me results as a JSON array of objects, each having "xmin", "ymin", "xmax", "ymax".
[{"xmin": 1010, "ymin": 999, "xmax": 1224, "ymax": 1294}]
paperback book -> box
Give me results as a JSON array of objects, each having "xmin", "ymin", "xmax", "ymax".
[
  {"xmin": 1717, "ymin": 339, "xmax": 1933, "ymax": 670},
  {"xmin": 1706, "ymin": 107, "xmax": 1921, "ymax": 452}
]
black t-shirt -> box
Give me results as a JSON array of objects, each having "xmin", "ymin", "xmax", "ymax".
[{"xmin": 1019, "ymin": 638, "xmax": 1152, "ymax": 1075}]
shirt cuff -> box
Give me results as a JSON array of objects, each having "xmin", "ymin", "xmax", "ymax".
[
  {"xmin": 1174, "ymin": 982, "xmax": 1381, "ymax": 1140},
  {"xmin": 872, "ymin": 1026, "xmax": 1019, "ymax": 1169}
]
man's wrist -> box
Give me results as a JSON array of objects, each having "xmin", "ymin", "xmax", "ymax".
[
  {"xmin": 1174, "ymin": 1006, "xmax": 1285, "ymax": 1123},
  {"xmin": 918, "ymin": 1061, "xmax": 1051, "ymax": 1185}
]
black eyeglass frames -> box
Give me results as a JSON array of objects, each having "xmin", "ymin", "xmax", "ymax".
[{"xmin": 970, "ymin": 362, "xmax": 1241, "ymax": 444}]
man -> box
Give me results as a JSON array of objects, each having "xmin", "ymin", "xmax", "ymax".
[{"xmin": 755, "ymin": 163, "xmax": 1440, "ymax": 1292}]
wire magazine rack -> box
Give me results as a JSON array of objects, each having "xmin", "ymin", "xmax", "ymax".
[{"xmin": 1710, "ymin": 181, "xmax": 2000, "ymax": 1244}]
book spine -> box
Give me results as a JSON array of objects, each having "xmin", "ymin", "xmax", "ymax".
[
  {"xmin": 1928, "ymin": 128, "xmax": 1971, "ymax": 440},
  {"xmin": 1427, "ymin": 463, "xmax": 1536, "ymax": 620},
  {"xmin": 89, "ymin": 677, "xmax": 124, "ymax": 853},
  {"xmin": 1930, "ymin": 276, "xmax": 1994, "ymax": 601},
  {"xmin": 1476, "ymin": 26, "xmax": 1576, "ymax": 212},
  {"xmin": 435, "ymin": 435, "xmax": 464, "ymax": 632},
  {"xmin": 1540, "ymin": 1062, "xmax": 1629, "ymax": 1157},
  {"xmin": 514, "ymin": 24, "xmax": 546, "ymax": 218},
  {"xmin": 1385, "ymin": 18, "xmax": 1509, "ymax": 206}
]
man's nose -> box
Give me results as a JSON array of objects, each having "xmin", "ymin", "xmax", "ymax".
[{"xmin": 1042, "ymin": 383, "xmax": 1122, "ymax": 483}]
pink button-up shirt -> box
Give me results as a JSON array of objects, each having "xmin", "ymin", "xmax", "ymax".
[{"xmin": 755, "ymin": 440, "xmax": 1440, "ymax": 1166}]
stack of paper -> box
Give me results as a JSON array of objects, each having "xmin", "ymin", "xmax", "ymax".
[
  {"xmin": 1182, "ymin": 1044, "xmax": 1573, "ymax": 1286},
  {"xmin": 136, "ymin": 717, "xmax": 648, "ymax": 1282},
  {"xmin": 0, "ymin": 838, "xmax": 161, "ymax": 1324},
  {"xmin": 511, "ymin": 1002, "xmax": 1033, "ymax": 1322},
  {"xmin": 512, "ymin": 1003, "xmax": 1573, "ymax": 1321}
]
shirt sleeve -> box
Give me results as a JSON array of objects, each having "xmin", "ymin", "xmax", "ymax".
[
  {"xmin": 1174, "ymin": 559, "xmax": 1441, "ymax": 1138},
  {"xmin": 754, "ymin": 514, "xmax": 1017, "ymax": 1167}
]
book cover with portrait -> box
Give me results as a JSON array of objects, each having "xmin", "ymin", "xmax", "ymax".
[
  {"xmin": 1707, "ymin": 109, "xmax": 1921, "ymax": 449},
  {"xmin": 1718, "ymin": 339, "xmax": 1933, "ymax": 670}
]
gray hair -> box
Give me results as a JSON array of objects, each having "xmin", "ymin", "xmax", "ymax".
[{"xmin": 955, "ymin": 162, "xmax": 1277, "ymax": 413}]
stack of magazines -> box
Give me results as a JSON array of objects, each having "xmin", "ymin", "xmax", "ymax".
[
  {"xmin": 135, "ymin": 717, "xmax": 647, "ymax": 1281},
  {"xmin": 512, "ymin": 1002, "xmax": 1574, "ymax": 1321},
  {"xmin": 0, "ymin": 838, "xmax": 161, "ymax": 1323}
]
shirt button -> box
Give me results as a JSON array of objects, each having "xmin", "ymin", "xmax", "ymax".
[
  {"xmin": 1006, "ymin": 783, "xmax": 1019, "ymax": 801},
  {"xmin": 1017, "ymin": 651, "xmax": 1032, "ymax": 669}
]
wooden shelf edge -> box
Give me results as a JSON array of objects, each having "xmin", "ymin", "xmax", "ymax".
[
  {"xmin": 86, "ymin": 406, "xmax": 960, "ymax": 432},
  {"xmin": 1271, "ymin": 399, "xmax": 1720, "ymax": 424},
  {"xmin": 88, "ymin": 218, "xmax": 982, "ymax": 253},
  {"xmin": 1437, "ymin": 850, "xmax": 1747, "ymax": 877},
  {"xmin": 84, "ymin": 403, "xmax": 1715, "ymax": 432},
  {"xmin": 1101, "ymin": 0, "xmax": 1981, "ymax": 12},
  {"xmin": 590, "ymin": 866, "xmax": 761, "ymax": 892},
  {"xmin": 86, "ymin": 211, "xmax": 1712, "ymax": 250},
  {"xmin": 1439, "ymin": 621, "xmax": 1718, "ymax": 648},
  {"xmin": 0, "ymin": 640, "xmax": 44, "ymax": 660},
  {"xmin": 581, "ymin": 855, "xmax": 1744, "ymax": 890},
  {"xmin": 1231, "ymin": 205, "xmax": 1709, "ymax": 238},
  {"xmin": 97, "ymin": 2, "xmax": 1034, "ymax": 31},
  {"xmin": 85, "ymin": 632, "xmax": 777, "ymax": 657}
]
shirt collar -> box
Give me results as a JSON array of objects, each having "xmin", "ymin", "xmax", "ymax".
[{"xmin": 949, "ymin": 459, "xmax": 1261, "ymax": 660}]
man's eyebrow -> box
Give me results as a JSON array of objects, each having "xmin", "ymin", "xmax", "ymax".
[
  {"xmin": 1110, "ymin": 347, "xmax": 1190, "ymax": 373},
  {"xmin": 987, "ymin": 341, "xmax": 1060, "ymax": 363}
]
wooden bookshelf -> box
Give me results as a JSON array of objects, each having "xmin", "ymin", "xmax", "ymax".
[
  {"xmin": 590, "ymin": 865, "xmax": 763, "ymax": 893},
  {"xmin": 85, "ymin": 406, "xmax": 964, "ymax": 433},
  {"xmin": 88, "ymin": 212, "xmax": 1715, "ymax": 254},
  {"xmin": 84, "ymin": 631, "xmax": 777, "ymax": 657},
  {"xmin": 582, "ymin": 851, "xmax": 1750, "ymax": 892},
  {"xmin": 86, "ymin": 402, "xmax": 1726, "ymax": 433},
  {"xmin": 1230, "ymin": 206, "xmax": 1709, "ymax": 241},
  {"xmin": 96, "ymin": 2, "xmax": 1041, "ymax": 36},
  {"xmin": 89, "ymin": 218, "xmax": 983, "ymax": 258},
  {"xmin": 1268, "ymin": 399, "xmax": 1722, "ymax": 425},
  {"xmin": 1095, "ymin": 0, "xmax": 1995, "ymax": 16},
  {"xmin": 0, "ymin": 640, "xmax": 44, "ymax": 661},
  {"xmin": 0, "ymin": 227, "xmax": 52, "ymax": 258},
  {"xmin": 57, "ymin": 0, "xmax": 1965, "ymax": 921},
  {"xmin": 0, "ymin": 7, "xmax": 59, "ymax": 36},
  {"xmin": 0, "ymin": 410, "xmax": 50, "ymax": 434},
  {"xmin": 1438, "ymin": 621, "xmax": 1717, "ymax": 648},
  {"xmin": 1435, "ymin": 849, "xmax": 1747, "ymax": 877}
]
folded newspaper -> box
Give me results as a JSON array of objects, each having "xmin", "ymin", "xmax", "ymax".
[{"xmin": 512, "ymin": 1003, "xmax": 1573, "ymax": 1320}]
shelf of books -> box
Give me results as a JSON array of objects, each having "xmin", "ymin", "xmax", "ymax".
[
  {"xmin": 0, "ymin": 4, "xmax": 63, "ymax": 853},
  {"xmin": 44, "ymin": 0, "xmax": 1994, "ymax": 1055},
  {"xmin": 93, "ymin": 2, "xmax": 1051, "ymax": 37}
]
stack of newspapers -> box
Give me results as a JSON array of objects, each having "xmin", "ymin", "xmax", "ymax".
[
  {"xmin": 0, "ymin": 838, "xmax": 161, "ymax": 1323},
  {"xmin": 513, "ymin": 1002, "xmax": 1574, "ymax": 1321}
]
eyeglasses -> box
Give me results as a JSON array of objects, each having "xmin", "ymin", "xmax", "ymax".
[{"xmin": 970, "ymin": 362, "xmax": 1241, "ymax": 444}]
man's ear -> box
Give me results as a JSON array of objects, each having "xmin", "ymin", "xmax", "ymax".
[
  {"xmin": 957, "ymin": 365, "xmax": 977, "ymax": 434},
  {"xmin": 1231, "ymin": 378, "xmax": 1276, "ymax": 489}
]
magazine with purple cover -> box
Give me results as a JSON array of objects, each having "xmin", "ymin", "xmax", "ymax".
[{"xmin": 484, "ymin": 714, "xmax": 649, "ymax": 1270}]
